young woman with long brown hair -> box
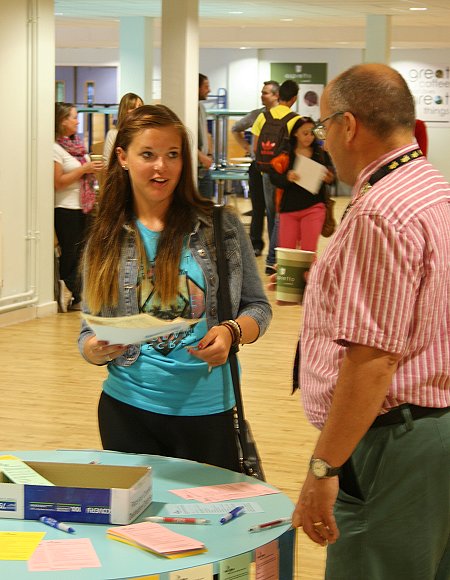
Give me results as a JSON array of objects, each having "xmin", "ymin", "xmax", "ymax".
[{"xmin": 79, "ymin": 105, "xmax": 271, "ymax": 470}]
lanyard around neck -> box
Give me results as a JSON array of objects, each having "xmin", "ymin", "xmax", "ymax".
[{"xmin": 341, "ymin": 148, "xmax": 423, "ymax": 222}]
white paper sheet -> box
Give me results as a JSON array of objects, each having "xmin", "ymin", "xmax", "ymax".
[
  {"xmin": 292, "ymin": 154, "xmax": 327, "ymax": 194},
  {"xmin": 166, "ymin": 501, "xmax": 264, "ymax": 515},
  {"xmin": 82, "ymin": 313, "xmax": 199, "ymax": 344}
]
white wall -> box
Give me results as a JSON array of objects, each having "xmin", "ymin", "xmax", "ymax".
[
  {"xmin": 198, "ymin": 47, "xmax": 450, "ymax": 181},
  {"xmin": 199, "ymin": 48, "xmax": 363, "ymax": 111},
  {"xmin": 392, "ymin": 49, "xmax": 450, "ymax": 182},
  {"xmin": 0, "ymin": 0, "xmax": 55, "ymax": 325}
]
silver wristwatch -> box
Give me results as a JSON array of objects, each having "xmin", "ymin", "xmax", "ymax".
[{"xmin": 309, "ymin": 457, "xmax": 341, "ymax": 479}]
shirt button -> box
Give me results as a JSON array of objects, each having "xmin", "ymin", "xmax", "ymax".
[
  {"xmin": 198, "ymin": 249, "xmax": 206, "ymax": 257},
  {"xmin": 209, "ymin": 276, "xmax": 215, "ymax": 284},
  {"xmin": 210, "ymin": 307, "xmax": 217, "ymax": 316}
]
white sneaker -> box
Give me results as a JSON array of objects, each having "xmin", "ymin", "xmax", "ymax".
[{"xmin": 58, "ymin": 280, "xmax": 72, "ymax": 313}]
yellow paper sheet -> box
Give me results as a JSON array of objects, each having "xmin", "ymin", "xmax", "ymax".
[{"xmin": 0, "ymin": 531, "xmax": 45, "ymax": 560}]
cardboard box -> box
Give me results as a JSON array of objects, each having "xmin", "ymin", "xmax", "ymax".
[{"xmin": 0, "ymin": 461, "xmax": 152, "ymax": 525}]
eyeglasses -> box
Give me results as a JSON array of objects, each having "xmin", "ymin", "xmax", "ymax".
[{"xmin": 313, "ymin": 111, "xmax": 344, "ymax": 140}]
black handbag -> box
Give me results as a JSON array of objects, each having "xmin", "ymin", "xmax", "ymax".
[{"xmin": 212, "ymin": 205, "xmax": 266, "ymax": 481}]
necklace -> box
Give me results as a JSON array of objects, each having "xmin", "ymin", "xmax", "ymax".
[{"xmin": 341, "ymin": 148, "xmax": 423, "ymax": 222}]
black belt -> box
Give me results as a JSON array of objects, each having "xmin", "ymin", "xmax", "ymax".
[{"xmin": 370, "ymin": 403, "xmax": 450, "ymax": 429}]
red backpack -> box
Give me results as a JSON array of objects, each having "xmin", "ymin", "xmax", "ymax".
[{"xmin": 255, "ymin": 110, "xmax": 297, "ymax": 172}]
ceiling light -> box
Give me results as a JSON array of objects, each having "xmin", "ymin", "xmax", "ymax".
[
  {"xmin": 229, "ymin": 11, "xmax": 243, "ymax": 14},
  {"xmin": 280, "ymin": 18, "xmax": 294, "ymax": 22},
  {"xmin": 409, "ymin": 7, "xmax": 427, "ymax": 10}
]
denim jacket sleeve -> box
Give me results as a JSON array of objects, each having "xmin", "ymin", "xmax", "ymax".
[
  {"xmin": 78, "ymin": 230, "xmax": 141, "ymax": 366},
  {"xmin": 191, "ymin": 208, "xmax": 272, "ymax": 337}
]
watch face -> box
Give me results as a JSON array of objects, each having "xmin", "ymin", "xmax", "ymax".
[{"xmin": 312, "ymin": 460, "xmax": 328, "ymax": 477}]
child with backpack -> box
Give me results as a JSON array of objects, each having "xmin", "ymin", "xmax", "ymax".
[{"xmin": 269, "ymin": 116, "xmax": 335, "ymax": 253}]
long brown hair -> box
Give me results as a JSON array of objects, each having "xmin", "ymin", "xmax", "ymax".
[
  {"xmin": 116, "ymin": 92, "xmax": 143, "ymax": 129},
  {"xmin": 83, "ymin": 104, "xmax": 212, "ymax": 314}
]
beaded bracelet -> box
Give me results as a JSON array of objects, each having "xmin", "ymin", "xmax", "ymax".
[
  {"xmin": 220, "ymin": 323, "xmax": 236, "ymax": 345},
  {"xmin": 219, "ymin": 319, "xmax": 242, "ymax": 347},
  {"xmin": 221, "ymin": 322, "xmax": 239, "ymax": 347}
]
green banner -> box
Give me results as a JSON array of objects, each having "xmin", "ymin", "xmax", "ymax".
[{"xmin": 270, "ymin": 63, "xmax": 327, "ymax": 85}]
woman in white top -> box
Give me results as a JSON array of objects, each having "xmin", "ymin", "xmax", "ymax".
[
  {"xmin": 102, "ymin": 93, "xmax": 143, "ymax": 164},
  {"xmin": 54, "ymin": 102, "xmax": 104, "ymax": 312}
]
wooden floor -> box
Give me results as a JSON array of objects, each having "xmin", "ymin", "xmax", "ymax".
[{"xmin": 0, "ymin": 195, "xmax": 350, "ymax": 580}]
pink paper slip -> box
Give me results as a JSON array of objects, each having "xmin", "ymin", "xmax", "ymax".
[
  {"xmin": 107, "ymin": 522, "xmax": 206, "ymax": 558},
  {"xmin": 255, "ymin": 540, "xmax": 279, "ymax": 579},
  {"xmin": 169, "ymin": 482, "xmax": 279, "ymax": 503},
  {"xmin": 28, "ymin": 538, "xmax": 101, "ymax": 572}
]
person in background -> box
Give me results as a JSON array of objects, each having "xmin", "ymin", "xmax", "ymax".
[
  {"xmin": 54, "ymin": 102, "xmax": 104, "ymax": 312},
  {"xmin": 78, "ymin": 105, "xmax": 271, "ymax": 470},
  {"xmin": 414, "ymin": 118, "xmax": 428, "ymax": 156},
  {"xmin": 231, "ymin": 81, "xmax": 280, "ymax": 256},
  {"xmin": 251, "ymin": 80, "xmax": 300, "ymax": 274},
  {"xmin": 198, "ymin": 73, "xmax": 215, "ymax": 199},
  {"xmin": 292, "ymin": 64, "xmax": 450, "ymax": 579},
  {"xmin": 270, "ymin": 116, "xmax": 335, "ymax": 252},
  {"xmin": 103, "ymin": 92, "xmax": 144, "ymax": 164}
]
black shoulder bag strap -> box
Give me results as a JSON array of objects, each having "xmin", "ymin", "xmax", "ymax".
[{"xmin": 212, "ymin": 205, "xmax": 250, "ymax": 466}]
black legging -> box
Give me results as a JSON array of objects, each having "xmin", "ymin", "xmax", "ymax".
[
  {"xmin": 98, "ymin": 392, "xmax": 241, "ymax": 472},
  {"xmin": 54, "ymin": 208, "xmax": 88, "ymax": 303},
  {"xmin": 248, "ymin": 160, "xmax": 266, "ymax": 252}
]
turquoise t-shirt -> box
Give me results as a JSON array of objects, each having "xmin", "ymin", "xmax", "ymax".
[{"xmin": 103, "ymin": 220, "xmax": 234, "ymax": 416}]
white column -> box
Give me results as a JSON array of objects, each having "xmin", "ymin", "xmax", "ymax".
[
  {"xmin": 365, "ymin": 14, "xmax": 391, "ymax": 64},
  {"xmin": 161, "ymin": 0, "xmax": 199, "ymax": 155},
  {"xmin": 119, "ymin": 17, "xmax": 154, "ymax": 104},
  {"xmin": 0, "ymin": 0, "xmax": 55, "ymax": 323}
]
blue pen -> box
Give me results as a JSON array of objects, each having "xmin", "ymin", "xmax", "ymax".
[
  {"xmin": 220, "ymin": 506, "xmax": 245, "ymax": 525},
  {"xmin": 39, "ymin": 516, "xmax": 75, "ymax": 534}
]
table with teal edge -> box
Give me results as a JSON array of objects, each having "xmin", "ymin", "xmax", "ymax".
[
  {"xmin": 210, "ymin": 168, "xmax": 250, "ymax": 205},
  {"xmin": 0, "ymin": 450, "xmax": 296, "ymax": 579}
]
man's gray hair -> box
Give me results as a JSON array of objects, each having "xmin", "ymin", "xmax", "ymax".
[
  {"xmin": 327, "ymin": 64, "xmax": 416, "ymax": 138},
  {"xmin": 264, "ymin": 80, "xmax": 280, "ymax": 96}
]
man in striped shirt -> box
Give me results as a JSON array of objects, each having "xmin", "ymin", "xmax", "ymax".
[{"xmin": 292, "ymin": 64, "xmax": 450, "ymax": 579}]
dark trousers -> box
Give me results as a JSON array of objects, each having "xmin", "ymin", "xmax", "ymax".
[
  {"xmin": 197, "ymin": 170, "xmax": 215, "ymax": 199},
  {"xmin": 54, "ymin": 208, "xmax": 88, "ymax": 303},
  {"xmin": 248, "ymin": 161, "xmax": 265, "ymax": 252},
  {"xmin": 98, "ymin": 392, "xmax": 241, "ymax": 472},
  {"xmin": 327, "ymin": 407, "xmax": 450, "ymax": 580}
]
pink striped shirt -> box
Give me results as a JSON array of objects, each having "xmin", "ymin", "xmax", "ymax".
[{"xmin": 300, "ymin": 143, "xmax": 450, "ymax": 429}]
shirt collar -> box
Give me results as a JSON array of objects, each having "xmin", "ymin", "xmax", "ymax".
[{"xmin": 352, "ymin": 142, "xmax": 421, "ymax": 198}]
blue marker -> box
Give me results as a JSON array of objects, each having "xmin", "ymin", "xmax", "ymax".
[
  {"xmin": 220, "ymin": 506, "xmax": 245, "ymax": 525},
  {"xmin": 39, "ymin": 516, "xmax": 75, "ymax": 534}
]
